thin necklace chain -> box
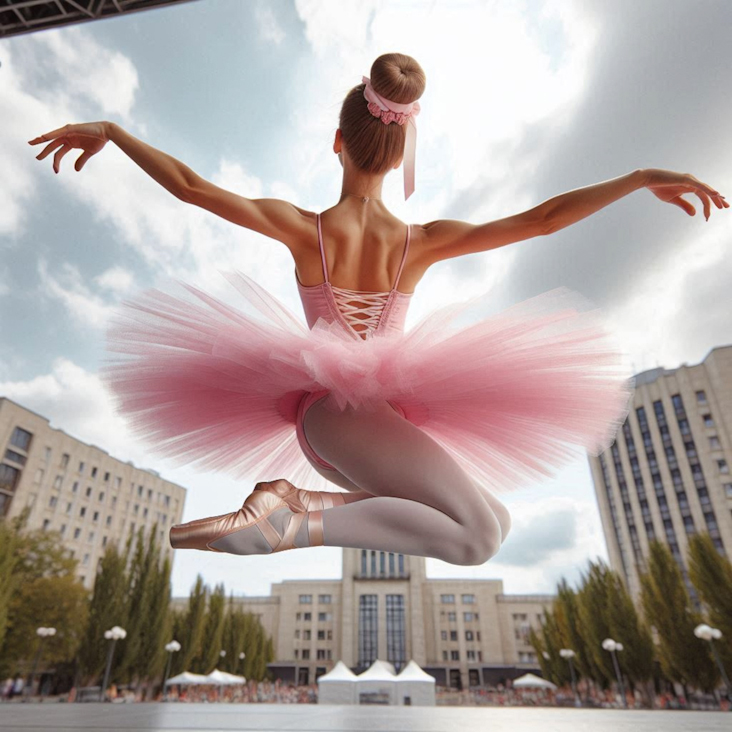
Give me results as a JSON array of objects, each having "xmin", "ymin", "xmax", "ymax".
[{"xmin": 341, "ymin": 192, "xmax": 382, "ymax": 202}]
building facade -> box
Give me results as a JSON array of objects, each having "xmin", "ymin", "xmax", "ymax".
[
  {"xmin": 588, "ymin": 345, "xmax": 732, "ymax": 601},
  {"xmin": 173, "ymin": 548, "xmax": 553, "ymax": 690},
  {"xmin": 0, "ymin": 397, "xmax": 187, "ymax": 589}
]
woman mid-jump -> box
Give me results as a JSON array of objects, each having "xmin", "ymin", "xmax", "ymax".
[{"xmin": 29, "ymin": 53, "xmax": 727, "ymax": 564}]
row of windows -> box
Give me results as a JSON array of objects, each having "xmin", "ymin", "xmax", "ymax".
[
  {"xmin": 441, "ymin": 630, "xmax": 482, "ymax": 642},
  {"xmin": 358, "ymin": 594, "xmax": 406, "ymax": 669},
  {"xmin": 441, "ymin": 649, "xmax": 484, "ymax": 662},
  {"xmin": 295, "ymin": 629, "xmax": 333, "ymax": 640},
  {"xmin": 440, "ymin": 594, "xmax": 476, "ymax": 604},
  {"xmin": 295, "ymin": 612, "xmax": 333, "ymax": 622},
  {"xmin": 298, "ymin": 594, "xmax": 332, "ymax": 604},
  {"xmin": 440, "ymin": 611, "xmax": 480, "ymax": 622},
  {"xmin": 294, "ymin": 648, "xmax": 332, "ymax": 660},
  {"xmin": 360, "ymin": 550, "xmax": 406, "ymax": 578}
]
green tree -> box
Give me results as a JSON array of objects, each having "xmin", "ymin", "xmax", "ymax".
[
  {"xmin": 0, "ymin": 516, "xmax": 88, "ymax": 678},
  {"xmin": 687, "ymin": 531, "xmax": 732, "ymax": 674},
  {"xmin": 576, "ymin": 561, "xmax": 615, "ymax": 687},
  {"xmin": 1, "ymin": 574, "xmax": 88, "ymax": 676},
  {"xmin": 0, "ymin": 515, "xmax": 23, "ymax": 650},
  {"xmin": 640, "ymin": 539, "xmax": 718, "ymax": 692},
  {"xmin": 605, "ymin": 569, "xmax": 655, "ymax": 701},
  {"xmin": 191, "ymin": 582, "xmax": 226, "ymax": 674},
  {"xmin": 172, "ymin": 575, "xmax": 207, "ymax": 676},
  {"xmin": 555, "ymin": 579, "xmax": 603, "ymax": 695},
  {"xmin": 78, "ymin": 543, "xmax": 129, "ymax": 681}
]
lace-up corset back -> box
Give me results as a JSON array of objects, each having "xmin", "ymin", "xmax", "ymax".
[{"xmin": 296, "ymin": 213, "xmax": 413, "ymax": 340}]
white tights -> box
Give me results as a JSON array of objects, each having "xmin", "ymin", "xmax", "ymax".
[{"xmin": 300, "ymin": 394, "xmax": 512, "ymax": 566}]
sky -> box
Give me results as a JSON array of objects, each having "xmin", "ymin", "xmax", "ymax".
[{"xmin": 2, "ymin": 0, "xmax": 731, "ymax": 600}]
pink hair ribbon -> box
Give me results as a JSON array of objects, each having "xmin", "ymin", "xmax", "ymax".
[{"xmin": 362, "ymin": 75, "xmax": 421, "ymax": 200}]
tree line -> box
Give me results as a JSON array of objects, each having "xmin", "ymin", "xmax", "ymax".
[
  {"xmin": 529, "ymin": 532, "xmax": 732, "ymax": 704},
  {"xmin": 0, "ymin": 508, "xmax": 274, "ymax": 698}
]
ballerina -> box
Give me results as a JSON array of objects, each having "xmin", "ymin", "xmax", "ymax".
[{"xmin": 29, "ymin": 52, "xmax": 727, "ymax": 564}]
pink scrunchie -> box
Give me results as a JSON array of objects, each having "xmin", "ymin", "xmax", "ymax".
[{"xmin": 362, "ymin": 75, "xmax": 421, "ymax": 200}]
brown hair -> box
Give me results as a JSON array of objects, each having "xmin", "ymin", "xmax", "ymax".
[{"xmin": 338, "ymin": 53, "xmax": 426, "ymax": 175}]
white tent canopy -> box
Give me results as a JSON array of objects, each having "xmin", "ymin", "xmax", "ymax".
[
  {"xmin": 512, "ymin": 672, "xmax": 557, "ymax": 690},
  {"xmin": 165, "ymin": 669, "xmax": 246, "ymax": 686},
  {"xmin": 317, "ymin": 660, "xmax": 359, "ymax": 705},
  {"xmin": 393, "ymin": 659, "xmax": 436, "ymax": 706}
]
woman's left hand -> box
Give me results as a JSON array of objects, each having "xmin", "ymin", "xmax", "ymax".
[{"xmin": 28, "ymin": 121, "xmax": 110, "ymax": 174}]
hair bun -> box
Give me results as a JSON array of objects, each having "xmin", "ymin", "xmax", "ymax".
[{"xmin": 370, "ymin": 53, "xmax": 426, "ymax": 105}]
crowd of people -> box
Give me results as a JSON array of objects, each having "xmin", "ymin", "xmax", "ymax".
[{"xmin": 3, "ymin": 674, "xmax": 728, "ymax": 710}]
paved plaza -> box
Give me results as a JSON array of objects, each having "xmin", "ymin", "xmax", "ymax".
[{"xmin": 0, "ymin": 704, "xmax": 729, "ymax": 731}]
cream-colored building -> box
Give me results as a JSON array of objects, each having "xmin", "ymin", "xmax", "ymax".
[
  {"xmin": 0, "ymin": 397, "xmax": 187, "ymax": 589},
  {"xmin": 588, "ymin": 344, "xmax": 732, "ymax": 601},
  {"xmin": 173, "ymin": 548, "xmax": 553, "ymax": 690}
]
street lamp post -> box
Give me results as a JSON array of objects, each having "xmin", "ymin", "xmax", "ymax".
[
  {"xmin": 238, "ymin": 651, "xmax": 246, "ymax": 675},
  {"xmin": 602, "ymin": 638, "xmax": 627, "ymax": 709},
  {"xmin": 559, "ymin": 648, "xmax": 581, "ymax": 707},
  {"xmin": 100, "ymin": 626, "xmax": 127, "ymax": 702},
  {"xmin": 26, "ymin": 627, "xmax": 56, "ymax": 699},
  {"xmin": 162, "ymin": 640, "xmax": 181, "ymax": 701},
  {"xmin": 694, "ymin": 623, "xmax": 731, "ymax": 708}
]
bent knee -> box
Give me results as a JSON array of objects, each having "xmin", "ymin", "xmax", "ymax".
[{"xmin": 454, "ymin": 513, "xmax": 502, "ymax": 566}]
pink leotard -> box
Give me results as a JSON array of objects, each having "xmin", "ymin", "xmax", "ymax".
[{"xmin": 293, "ymin": 213, "xmax": 413, "ymax": 471}]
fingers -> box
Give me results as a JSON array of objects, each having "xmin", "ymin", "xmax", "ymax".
[
  {"xmin": 75, "ymin": 150, "xmax": 93, "ymax": 172},
  {"xmin": 53, "ymin": 144, "xmax": 72, "ymax": 174},
  {"xmin": 34, "ymin": 138, "xmax": 65, "ymax": 161},
  {"xmin": 28, "ymin": 124, "xmax": 69, "ymax": 146}
]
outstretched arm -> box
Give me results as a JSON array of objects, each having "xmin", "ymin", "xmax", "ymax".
[
  {"xmin": 422, "ymin": 169, "xmax": 726, "ymax": 265},
  {"xmin": 28, "ymin": 121, "xmax": 310, "ymax": 250}
]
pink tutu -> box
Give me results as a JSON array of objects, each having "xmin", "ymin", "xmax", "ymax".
[{"xmin": 100, "ymin": 270, "xmax": 635, "ymax": 493}]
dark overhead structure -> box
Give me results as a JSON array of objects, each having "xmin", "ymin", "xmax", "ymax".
[{"xmin": 0, "ymin": 0, "xmax": 202, "ymax": 39}]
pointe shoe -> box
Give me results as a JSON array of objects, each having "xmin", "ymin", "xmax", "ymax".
[
  {"xmin": 253, "ymin": 478, "xmax": 347, "ymax": 512},
  {"xmin": 169, "ymin": 488, "xmax": 324, "ymax": 553}
]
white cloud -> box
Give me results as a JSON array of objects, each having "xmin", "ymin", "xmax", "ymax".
[{"xmin": 254, "ymin": 1, "xmax": 286, "ymax": 45}]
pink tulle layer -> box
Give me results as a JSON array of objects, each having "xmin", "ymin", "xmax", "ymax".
[{"xmin": 100, "ymin": 270, "xmax": 635, "ymax": 493}]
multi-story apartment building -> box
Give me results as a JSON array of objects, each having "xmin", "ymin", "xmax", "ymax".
[
  {"xmin": 0, "ymin": 397, "xmax": 187, "ymax": 589},
  {"xmin": 172, "ymin": 548, "xmax": 553, "ymax": 690},
  {"xmin": 589, "ymin": 345, "xmax": 732, "ymax": 601}
]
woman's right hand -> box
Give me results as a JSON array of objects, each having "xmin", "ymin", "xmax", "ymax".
[
  {"xmin": 28, "ymin": 121, "xmax": 110, "ymax": 174},
  {"xmin": 643, "ymin": 168, "xmax": 728, "ymax": 220}
]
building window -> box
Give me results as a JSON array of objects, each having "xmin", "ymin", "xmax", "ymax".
[
  {"xmin": 99, "ymin": 491, "xmax": 105, "ymax": 502},
  {"xmin": 88, "ymin": 531, "xmax": 95, "ymax": 543},
  {"xmin": 106, "ymin": 515, "xmax": 112, "ymax": 526},
  {"xmin": 450, "ymin": 630, "xmax": 458, "ymax": 641},
  {"xmin": 82, "ymin": 553, "xmax": 90, "ymax": 565},
  {"xmin": 450, "ymin": 650, "xmax": 460, "ymax": 661},
  {"xmin": 441, "ymin": 594, "xmax": 455, "ymax": 604},
  {"xmin": 60, "ymin": 524, "xmax": 66, "ymax": 536},
  {"xmin": 303, "ymin": 630, "xmax": 311, "ymax": 640},
  {"xmin": 91, "ymin": 467, "xmax": 97, "ymax": 478},
  {"xmin": 317, "ymin": 649, "xmax": 327, "ymax": 659},
  {"xmin": 464, "ymin": 612, "xmax": 478, "ymax": 621},
  {"xmin": 61, "ymin": 453, "xmax": 70, "ymax": 468},
  {"xmin": 294, "ymin": 649, "xmax": 299, "ymax": 659},
  {"xmin": 303, "ymin": 612, "xmax": 311, "ymax": 621},
  {"xmin": 49, "ymin": 495, "xmax": 58, "ymax": 508},
  {"xmin": 79, "ymin": 507, "xmax": 86, "ymax": 518},
  {"xmin": 318, "ymin": 594, "xmax": 331, "ymax": 604},
  {"xmin": 115, "ymin": 476, "xmax": 122, "ymax": 489},
  {"xmin": 358, "ymin": 594, "xmax": 378, "ymax": 668},
  {"xmin": 301, "ymin": 649, "xmax": 310, "ymax": 660},
  {"xmin": 42, "ymin": 519, "xmax": 50, "ymax": 531},
  {"xmin": 295, "ymin": 612, "xmax": 301, "ymax": 621},
  {"xmin": 461, "ymin": 594, "xmax": 475, "ymax": 604},
  {"xmin": 318, "ymin": 612, "xmax": 332, "ymax": 622},
  {"xmin": 709, "ymin": 436, "xmax": 721, "ymax": 450},
  {"xmin": 467, "ymin": 650, "xmax": 476, "ymax": 661},
  {"xmin": 10, "ymin": 427, "xmax": 33, "ymax": 451},
  {"xmin": 703, "ymin": 414, "xmax": 714, "ymax": 427},
  {"xmin": 718, "ymin": 460, "xmax": 729, "ymax": 474},
  {"xmin": 441, "ymin": 630, "xmax": 447, "ymax": 640},
  {"xmin": 442, "ymin": 650, "xmax": 448, "ymax": 661},
  {"xmin": 386, "ymin": 594, "xmax": 406, "ymax": 670},
  {"xmin": 53, "ymin": 475, "xmax": 63, "ymax": 489},
  {"xmin": 295, "ymin": 629, "xmax": 300, "ymax": 638},
  {"xmin": 447, "ymin": 612, "xmax": 456, "ymax": 621},
  {"xmin": 299, "ymin": 594, "xmax": 312, "ymax": 604},
  {"xmin": 138, "ymin": 485, "xmax": 143, "ymax": 497},
  {"xmin": 465, "ymin": 630, "xmax": 474, "ymax": 641},
  {"xmin": 93, "ymin": 511, "xmax": 99, "ymax": 522},
  {"xmin": 317, "ymin": 630, "xmax": 325, "ymax": 640},
  {"xmin": 725, "ymin": 484, "xmax": 732, "ymax": 498},
  {"xmin": 104, "ymin": 471, "xmax": 110, "ymax": 482}
]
